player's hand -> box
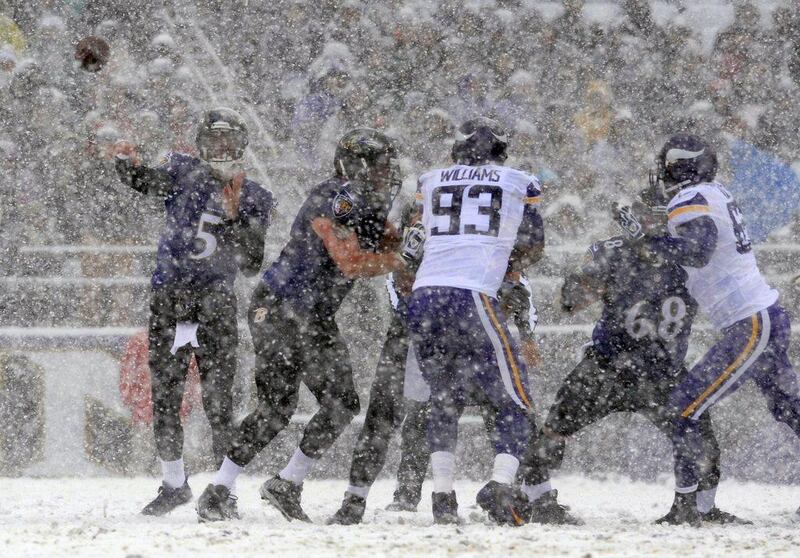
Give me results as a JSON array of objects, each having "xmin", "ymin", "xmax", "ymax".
[
  {"xmin": 111, "ymin": 140, "xmax": 141, "ymax": 167},
  {"xmin": 222, "ymin": 173, "xmax": 244, "ymax": 220},
  {"xmin": 520, "ymin": 339, "xmax": 541, "ymax": 368},
  {"xmin": 399, "ymin": 222, "xmax": 425, "ymax": 266},
  {"xmin": 613, "ymin": 203, "xmax": 644, "ymax": 240}
]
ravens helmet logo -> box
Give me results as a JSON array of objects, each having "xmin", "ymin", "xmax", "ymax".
[{"xmin": 332, "ymin": 192, "xmax": 354, "ymax": 218}]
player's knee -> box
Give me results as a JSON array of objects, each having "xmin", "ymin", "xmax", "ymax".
[{"xmin": 339, "ymin": 391, "xmax": 361, "ymax": 420}]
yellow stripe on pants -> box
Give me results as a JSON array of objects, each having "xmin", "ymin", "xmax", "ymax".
[
  {"xmin": 681, "ymin": 314, "xmax": 760, "ymax": 418},
  {"xmin": 480, "ymin": 293, "xmax": 532, "ymax": 410}
]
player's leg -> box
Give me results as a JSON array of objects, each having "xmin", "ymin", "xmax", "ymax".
[
  {"xmin": 194, "ymin": 290, "xmax": 238, "ymax": 467},
  {"xmin": 407, "ymin": 287, "xmax": 469, "ymax": 525},
  {"xmin": 142, "ymin": 288, "xmax": 194, "ymax": 516},
  {"xmin": 469, "ymin": 291, "xmax": 533, "ymax": 526},
  {"xmin": 328, "ymin": 312, "xmax": 409, "ymax": 525},
  {"xmin": 642, "ymin": 368, "xmax": 747, "ymax": 524},
  {"xmin": 664, "ymin": 308, "xmax": 773, "ymax": 525},
  {"xmin": 192, "ymin": 291, "xmax": 239, "ymax": 518},
  {"xmin": 516, "ymin": 349, "xmax": 617, "ymax": 524},
  {"xmin": 262, "ymin": 318, "xmax": 360, "ymax": 522},
  {"xmin": 198, "ymin": 286, "xmax": 303, "ymax": 522},
  {"xmin": 751, "ymin": 304, "xmax": 800, "ymax": 435},
  {"xmin": 388, "ymin": 399, "xmax": 430, "ymax": 511}
]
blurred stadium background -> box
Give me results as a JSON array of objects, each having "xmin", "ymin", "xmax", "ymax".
[{"xmin": 0, "ymin": 0, "xmax": 799, "ymax": 484}]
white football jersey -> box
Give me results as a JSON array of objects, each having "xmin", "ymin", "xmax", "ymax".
[
  {"xmin": 667, "ymin": 181, "xmax": 777, "ymax": 329},
  {"xmin": 412, "ymin": 164, "xmax": 541, "ymax": 297}
]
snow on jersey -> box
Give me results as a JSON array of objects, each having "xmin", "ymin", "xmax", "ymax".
[
  {"xmin": 667, "ymin": 181, "xmax": 777, "ymax": 329},
  {"xmin": 412, "ymin": 164, "xmax": 541, "ymax": 297}
]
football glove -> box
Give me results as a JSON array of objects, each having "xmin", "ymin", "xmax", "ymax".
[
  {"xmin": 399, "ymin": 222, "xmax": 425, "ymax": 265},
  {"xmin": 613, "ymin": 203, "xmax": 645, "ymax": 240}
]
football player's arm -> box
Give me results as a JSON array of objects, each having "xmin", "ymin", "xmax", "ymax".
[
  {"xmin": 561, "ymin": 244, "xmax": 609, "ymax": 313},
  {"xmin": 499, "ymin": 273, "xmax": 540, "ymax": 367},
  {"xmin": 647, "ymin": 217, "xmax": 717, "ymax": 268},
  {"xmin": 112, "ymin": 141, "xmax": 173, "ymax": 197},
  {"xmin": 508, "ymin": 206, "xmax": 545, "ymax": 272},
  {"xmin": 312, "ymin": 217, "xmax": 406, "ymax": 279},
  {"xmin": 508, "ymin": 182, "xmax": 545, "ymax": 272},
  {"xmin": 226, "ymin": 182, "xmax": 271, "ymax": 277},
  {"xmin": 499, "ymin": 274, "xmax": 537, "ymax": 341}
]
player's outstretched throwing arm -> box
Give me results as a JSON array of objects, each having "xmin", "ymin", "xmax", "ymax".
[{"xmin": 113, "ymin": 140, "xmax": 174, "ymax": 197}]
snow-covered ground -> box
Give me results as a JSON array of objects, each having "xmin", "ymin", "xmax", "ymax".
[{"xmin": 2, "ymin": 475, "xmax": 800, "ymax": 558}]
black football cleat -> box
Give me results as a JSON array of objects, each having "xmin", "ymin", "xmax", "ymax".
[
  {"xmin": 386, "ymin": 485, "xmax": 421, "ymax": 512},
  {"xmin": 655, "ymin": 492, "xmax": 702, "ymax": 526},
  {"xmin": 141, "ymin": 480, "xmax": 193, "ymax": 516},
  {"xmin": 528, "ymin": 490, "xmax": 584, "ymax": 525},
  {"xmin": 196, "ymin": 484, "xmax": 240, "ymax": 522},
  {"xmin": 701, "ymin": 507, "xmax": 752, "ymax": 525},
  {"xmin": 260, "ymin": 476, "xmax": 311, "ymax": 522},
  {"xmin": 327, "ymin": 493, "xmax": 367, "ymax": 525},
  {"xmin": 476, "ymin": 481, "xmax": 530, "ymax": 527},
  {"xmin": 432, "ymin": 491, "xmax": 459, "ymax": 525},
  {"xmin": 386, "ymin": 499, "xmax": 418, "ymax": 512}
]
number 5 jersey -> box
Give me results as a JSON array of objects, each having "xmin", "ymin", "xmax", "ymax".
[
  {"xmin": 150, "ymin": 153, "xmax": 273, "ymax": 290},
  {"xmin": 413, "ymin": 164, "xmax": 542, "ymax": 296},
  {"xmin": 667, "ymin": 181, "xmax": 777, "ymax": 329}
]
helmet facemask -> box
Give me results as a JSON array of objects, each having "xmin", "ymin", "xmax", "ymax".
[{"xmin": 197, "ymin": 109, "xmax": 248, "ymax": 181}]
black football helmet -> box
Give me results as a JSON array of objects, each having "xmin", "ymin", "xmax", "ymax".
[
  {"xmin": 334, "ymin": 127, "xmax": 401, "ymax": 197},
  {"xmin": 451, "ymin": 117, "xmax": 508, "ymax": 165},
  {"xmin": 196, "ymin": 107, "xmax": 248, "ymax": 178},
  {"xmin": 651, "ymin": 133, "xmax": 718, "ymax": 194}
]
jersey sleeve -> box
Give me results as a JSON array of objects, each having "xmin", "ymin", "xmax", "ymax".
[
  {"xmin": 155, "ymin": 152, "xmax": 185, "ymax": 180},
  {"xmin": 523, "ymin": 177, "xmax": 542, "ymax": 207},
  {"xmin": 583, "ymin": 237, "xmax": 621, "ymax": 282},
  {"xmin": 240, "ymin": 182, "xmax": 274, "ymax": 228},
  {"xmin": 667, "ymin": 191, "xmax": 710, "ymax": 227}
]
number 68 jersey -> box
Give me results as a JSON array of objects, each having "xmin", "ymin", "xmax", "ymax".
[
  {"xmin": 412, "ymin": 163, "xmax": 541, "ymax": 296},
  {"xmin": 666, "ymin": 181, "xmax": 777, "ymax": 329},
  {"xmin": 586, "ymin": 236, "xmax": 698, "ymax": 372}
]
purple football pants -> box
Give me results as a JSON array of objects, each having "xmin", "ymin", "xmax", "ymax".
[
  {"xmin": 669, "ymin": 302, "xmax": 800, "ymax": 489},
  {"xmin": 407, "ymin": 286, "xmax": 533, "ymax": 459}
]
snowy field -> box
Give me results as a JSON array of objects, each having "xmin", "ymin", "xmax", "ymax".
[{"xmin": 3, "ymin": 475, "xmax": 800, "ymax": 558}]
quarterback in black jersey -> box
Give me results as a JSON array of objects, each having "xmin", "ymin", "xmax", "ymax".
[
  {"xmin": 197, "ymin": 128, "xmax": 416, "ymax": 523},
  {"xmin": 517, "ymin": 190, "xmax": 744, "ymax": 525},
  {"xmin": 113, "ymin": 107, "xmax": 273, "ymax": 517}
]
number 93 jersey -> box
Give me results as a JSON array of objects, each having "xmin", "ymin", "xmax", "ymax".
[
  {"xmin": 667, "ymin": 181, "xmax": 777, "ymax": 329},
  {"xmin": 412, "ymin": 164, "xmax": 541, "ymax": 297}
]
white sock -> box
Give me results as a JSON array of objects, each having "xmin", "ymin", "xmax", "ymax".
[
  {"xmin": 522, "ymin": 480, "xmax": 552, "ymax": 502},
  {"xmin": 431, "ymin": 451, "xmax": 456, "ymax": 493},
  {"xmin": 696, "ymin": 487, "xmax": 717, "ymax": 513},
  {"xmin": 279, "ymin": 448, "xmax": 317, "ymax": 486},
  {"xmin": 213, "ymin": 456, "xmax": 243, "ymax": 490},
  {"xmin": 346, "ymin": 484, "xmax": 370, "ymax": 499},
  {"xmin": 490, "ymin": 453, "xmax": 519, "ymax": 485},
  {"xmin": 160, "ymin": 457, "xmax": 186, "ymax": 489}
]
